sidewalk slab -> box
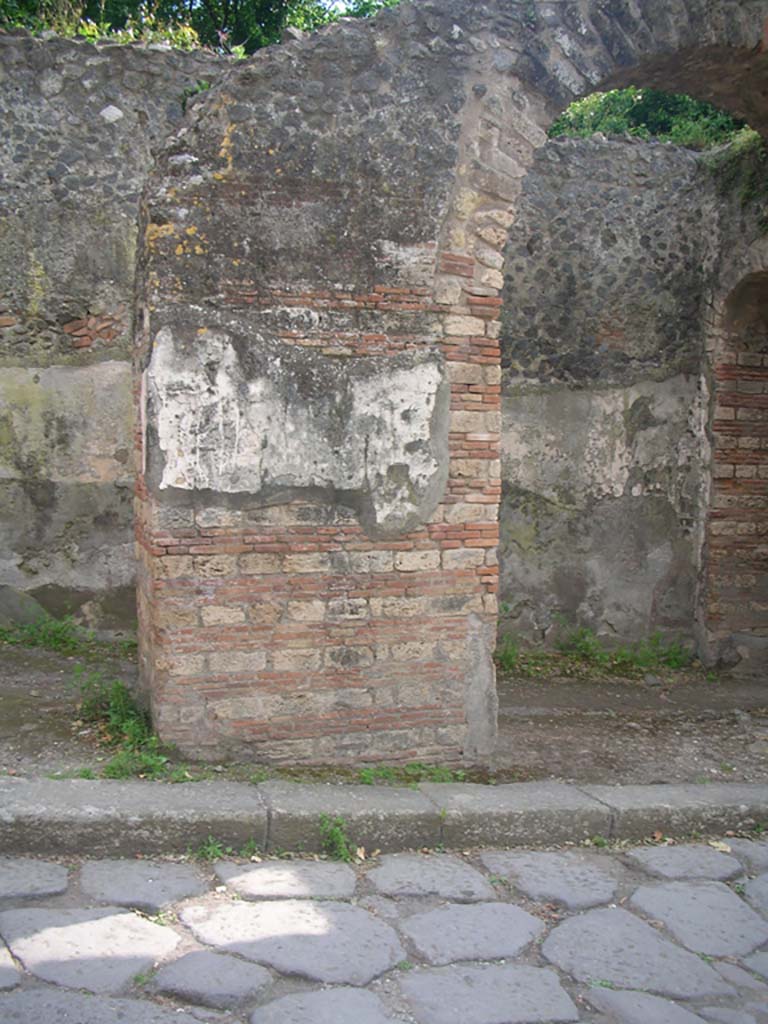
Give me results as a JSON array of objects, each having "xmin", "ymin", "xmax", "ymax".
[
  {"xmin": 419, "ymin": 782, "xmax": 612, "ymax": 848},
  {"xmin": 579, "ymin": 784, "xmax": 768, "ymax": 840},
  {"xmin": 0, "ymin": 777, "xmax": 267, "ymax": 856},
  {"xmin": 260, "ymin": 780, "xmax": 441, "ymax": 853}
]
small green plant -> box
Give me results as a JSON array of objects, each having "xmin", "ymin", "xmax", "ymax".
[
  {"xmin": 358, "ymin": 765, "xmax": 397, "ymax": 785},
  {"xmin": 239, "ymin": 837, "xmax": 261, "ymax": 858},
  {"xmin": 132, "ymin": 970, "xmax": 154, "ymax": 987},
  {"xmin": 181, "ymin": 78, "xmax": 211, "ymax": 111},
  {"xmin": 495, "ymin": 634, "xmax": 520, "ymax": 672},
  {"xmin": 193, "ymin": 835, "xmax": 234, "ymax": 861},
  {"xmin": 397, "ymin": 960, "xmax": 415, "ymax": 971},
  {"xmin": 318, "ymin": 814, "xmax": 356, "ymax": 862},
  {"xmin": 559, "ymin": 626, "xmax": 611, "ymax": 665},
  {"xmin": 0, "ymin": 614, "xmax": 95, "ymax": 655},
  {"xmin": 249, "ymin": 767, "xmax": 271, "ymax": 784},
  {"xmin": 589, "ymin": 835, "xmax": 609, "ymax": 848},
  {"xmin": 591, "ymin": 979, "xmax": 616, "ymax": 989},
  {"xmin": 732, "ymin": 881, "xmax": 746, "ymax": 896}
]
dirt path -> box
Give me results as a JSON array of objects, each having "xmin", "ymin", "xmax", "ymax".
[{"xmin": 1, "ymin": 646, "xmax": 766, "ymax": 785}]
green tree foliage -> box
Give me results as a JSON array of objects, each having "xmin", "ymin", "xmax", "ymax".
[
  {"xmin": 549, "ymin": 86, "xmax": 746, "ymax": 150},
  {"xmin": 0, "ymin": 0, "xmax": 401, "ymax": 52}
]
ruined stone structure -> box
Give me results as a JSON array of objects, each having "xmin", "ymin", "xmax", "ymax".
[{"xmin": 1, "ymin": 0, "xmax": 767, "ymax": 763}]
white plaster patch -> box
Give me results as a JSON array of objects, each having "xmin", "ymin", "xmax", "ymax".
[{"xmin": 146, "ymin": 328, "xmax": 448, "ymax": 536}]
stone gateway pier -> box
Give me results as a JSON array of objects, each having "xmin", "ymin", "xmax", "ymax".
[
  {"xmin": 1, "ymin": 0, "xmax": 767, "ymax": 765},
  {"xmin": 134, "ymin": 0, "xmax": 768, "ymax": 763}
]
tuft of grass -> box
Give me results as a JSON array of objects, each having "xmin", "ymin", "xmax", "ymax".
[
  {"xmin": 318, "ymin": 814, "xmax": 356, "ymax": 862},
  {"xmin": 558, "ymin": 626, "xmax": 692, "ymax": 673},
  {"xmin": 495, "ymin": 634, "xmax": 520, "ymax": 672},
  {"xmin": 0, "ymin": 612, "xmax": 137, "ymax": 660},
  {"xmin": 192, "ymin": 835, "xmax": 234, "ymax": 861},
  {"xmin": 357, "ymin": 762, "xmax": 466, "ymax": 786}
]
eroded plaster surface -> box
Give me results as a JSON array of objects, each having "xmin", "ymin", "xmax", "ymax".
[{"xmin": 145, "ymin": 328, "xmax": 449, "ymax": 537}]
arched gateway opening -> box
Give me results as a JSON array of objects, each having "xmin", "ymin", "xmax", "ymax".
[{"xmin": 137, "ymin": 0, "xmax": 768, "ymax": 764}]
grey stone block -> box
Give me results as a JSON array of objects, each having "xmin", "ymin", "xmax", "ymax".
[
  {"xmin": 542, "ymin": 907, "xmax": 733, "ymax": 997},
  {"xmin": 714, "ymin": 961, "xmax": 768, "ymax": 991},
  {"xmin": 479, "ymin": 849, "xmax": 619, "ymax": 909},
  {"xmin": 260, "ymin": 780, "xmax": 441, "ymax": 854},
  {"xmin": 699, "ymin": 1009, "xmax": 759, "ymax": 1024},
  {"xmin": 399, "ymin": 902, "xmax": 544, "ymax": 965},
  {"xmin": 151, "ymin": 950, "xmax": 272, "ymax": 1009},
  {"xmin": 0, "ymin": 942, "xmax": 19, "ymax": 990},
  {"xmin": 0, "ymin": 776, "xmax": 267, "ymax": 856},
  {"xmin": 581, "ymin": 784, "xmax": 768, "ymax": 840},
  {"xmin": 80, "ymin": 859, "xmax": 208, "ymax": 912},
  {"xmin": 250, "ymin": 988, "xmax": 397, "ymax": 1024},
  {"xmin": 0, "ymin": 585, "xmax": 47, "ymax": 627},
  {"xmin": 745, "ymin": 873, "xmax": 768, "ymax": 917},
  {"xmin": 367, "ymin": 853, "xmax": 495, "ymax": 901},
  {"xmin": 215, "ymin": 859, "xmax": 355, "ymax": 900},
  {"xmin": 725, "ymin": 839, "xmax": 768, "ymax": 873},
  {"xmin": 630, "ymin": 881, "xmax": 768, "ymax": 957},
  {"xmin": 180, "ymin": 899, "xmax": 404, "ymax": 985},
  {"xmin": 419, "ymin": 781, "xmax": 611, "ymax": 847},
  {"xmin": 587, "ymin": 988, "xmax": 708, "ymax": 1023},
  {"xmin": 0, "ymin": 989, "xmax": 208, "ymax": 1023},
  {"xmin": 0, "ymin": 906, "xmax": 179, "ymax": 993},
  {"xmin": 0, "ymin": 857, "xmax": 69, "ymax": 900},
  {"xmin": 399, "ymin": 964, "xmax": 579, "ymax": 1024},
  {"xmin": 626, "ymin": 843, "xmax": 743, "ymax": 881},
  {"xmin": 745, "ymin": 952, "xmax": 768, "ymax": 980}
]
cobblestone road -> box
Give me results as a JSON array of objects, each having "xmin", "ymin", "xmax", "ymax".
[{"xmin": 1, "ymin": 838, "xmax": 768, "ymax": 1023}]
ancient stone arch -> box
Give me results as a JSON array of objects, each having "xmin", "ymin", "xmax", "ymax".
[{"xmin": 137, "ymin": 0, "xmax": 768, "ymax": 763}]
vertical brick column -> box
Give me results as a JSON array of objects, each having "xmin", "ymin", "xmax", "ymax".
[{"xmin": 704, "ymin": 278, "xmax": 768, "ymax": 670}]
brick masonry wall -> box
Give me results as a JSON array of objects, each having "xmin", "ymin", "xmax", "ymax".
[{"xmin": 705, "ymin": 277, "xmax": 768, "ymax": 673}]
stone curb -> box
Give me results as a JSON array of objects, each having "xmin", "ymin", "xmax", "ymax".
[{"xmin": 0, "ymin": 776, "xmax": 765, "ymax": 856}]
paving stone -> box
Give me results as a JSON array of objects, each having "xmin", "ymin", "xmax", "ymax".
[
  {"xmin": 542, "ymin": 907, "xmax": 733, "ymax": 997},
  {"xmin": 1, "ymin": 988, "xmax": 209, "ymax": 1023},
  {"xmin": 589, "ymin": 991, "xmax": 708, "ymax": 1024},
  {"xmin": 81, "ymin": 859, "xmax": 208, "ymax": 912},
  {"xmin": 215, "ymin": 860, "xmax": 355, "ymax": 900},
  {"xmin": 745, "ymin": 952, "xmax": 768, "ymax": 980},
  {"xmin": 715, "ymin": 961, "xmax": 768, "ymax": 991},
  {"xmin": 180, "ymin": 899, "xmax": 403, "ymax": 985},
  {"xmin": 587, "ymin": 988, "xmax": 708, "ymax": 1023},
  {"xmin": 0, "ymin": 906, "xmax": 180, "ymax": 993},
  {"xmin": 630, "ymin": 881, "xmax": 768, "ymax": 957},
  {"xmin": 725, "ymin": 839, "xmax": 768, "ymax": 874},
  {"xmin": 0, "ymin": 857, "xmax": 68, "ymax": 900},
  {"xmin": 745, "ymin": 874, "xmax": 768, "ymax": 917},
  {"xmin": 479, "ymin": 849, "xmax": 618, "ymax": 909},
  {"xmin": 626, "ymin": 844, "xmax": 743, "ymax": 881},
  {"xmin": 700, "ymin": 1009, "xmax": 758, "ymax": 1024},
  {"xmin": 250, "ymin": 988, "xmax": 397, "ymax": 1024},
  {"xmin": 0, "ymin": 942, "xmax": 19, "ymax": 990},
  {"xmin": 399, "ymin": 902, "xmax": 544, "ymax": 965},
  {"xmin": 367, "ymin": 853, "xmax": 494, "ymax": 901},
  {"xmin": 151, "ymin": 949, "xmax": 272, "ymax": 1008},
  {"xmin": 399, "ymin": 963, "xmax": 579, "ymax": 1024}
]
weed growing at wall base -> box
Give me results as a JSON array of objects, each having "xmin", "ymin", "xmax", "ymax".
[{"xmin": 318, "ymin": 814, "xmax": 356, "ymax": 862}]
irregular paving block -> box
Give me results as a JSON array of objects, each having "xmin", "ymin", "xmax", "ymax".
[
  {"xmin": 479, "ymin": 849, "xmax": 618, "ymax": 909},
  {"xmin": 542, "ymin": 907, "xmax": 733, "ymax": 997},
  {"xmin": 699, "ymin": 1009, "xmax": 758, "ymax": 1024},
  {"xmin": 80, "ymin": 859, "xmax": 208, "ymax": 912},
  {"xmin": 250, "ymin": 988, "xmax": 397, "ymax": 1024},
  {"xmin": 367, "ymin": 853, "xmax": 494, "ymax": 901},
  {"xmin": 0, "ymin": 857, "xmax": 68, "ymax": 900},
  {"xmin": 725, "ymin": 840, "xmax": 768, "ymax": 874},
  {"xmin": 151, "ymin": 949, "xmax": 271, "ymax": 1008},
  {"xmin": 215, "ymin": 860, "xmax": 356, "ymax": 900},
  {"xmin": 180, "ymin": 899, "xmax": 403, "ymax": 985},
  {"xmin": 0, "ymin": 906, "xmax": 179, "ymax": 993},
  {"xmin": 745, "ymin": 952, "xmax": 768, "ymax": 980},
  {"xmin": 587, "ymin": 988, "xmax": 708, "ymax": 1023},
  {"xmin": 399, "ymin": 963, "xmax": 579, "ymax": 1024},
  {"xmin": 630, "ymin": 881, "xmax": 768, "ymax": 957},
  {"xmin": 399, "ymin": 902, "xmax": 544, "ymax": 965},
  {"xmin": 0, "ymin": 989, "xmax": 208, "ymax": 1023},
  {"xmin": 714, "ymin": 961, "xmax": 768, "ymax": 991},
  {"xmin": 0, "ymin": 942, "xmax": 19, "ymax": 990},
  {"xmin": 744, "ymin": 873, "xmax": 768, "ymax": 917},
  {"xmin": 626, "ymin": 844, "xmax": 743, "ymax": 881}
]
